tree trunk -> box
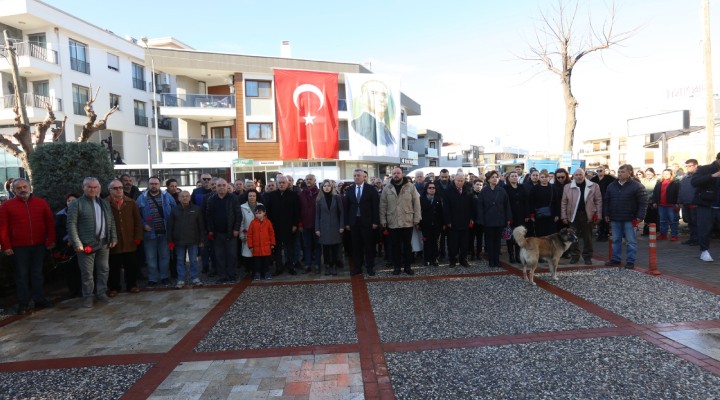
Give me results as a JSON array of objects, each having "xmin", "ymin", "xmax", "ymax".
[{"xmin": 561, "ymin": 71, "xmax": 578, "ymax": 153}]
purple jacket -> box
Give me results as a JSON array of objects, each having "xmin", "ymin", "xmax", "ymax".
[{"xmin": 299, "ymin": 185, "xmax": 320, "ymax": 229}]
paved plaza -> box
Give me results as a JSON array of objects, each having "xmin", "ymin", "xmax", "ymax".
[{"xmin": 1, "ymin": 234, "xmax": 720, "ymax": 399}]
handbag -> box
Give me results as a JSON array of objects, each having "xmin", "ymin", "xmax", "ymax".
[{"xmin": 535, "ymin": 206, "xmax": 552, "ymax": 218}]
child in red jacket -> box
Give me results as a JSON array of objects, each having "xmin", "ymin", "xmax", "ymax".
[{"xmin": 247, "ymin": 205, "xmax": 275, "ymax": 280}]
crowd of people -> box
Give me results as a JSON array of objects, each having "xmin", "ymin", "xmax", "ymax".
[{"xmin": 1, "ymin": 154, "xmax": 719, "ymax": 315}]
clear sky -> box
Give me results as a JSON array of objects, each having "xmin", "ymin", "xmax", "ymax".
[{"xmin": 46, "ymin": 0, "xmax": 717, "ymax": 153}]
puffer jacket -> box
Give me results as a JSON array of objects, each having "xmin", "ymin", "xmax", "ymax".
[
  {"xmin": 247, "ymin": 217, "xmax": 275, "ymax": 256},
  {"xmin": 66, "ymin": 195, "xmax": 117, "ymax": 248},
  {"xmin": 379, "ymin": 177, "xmax": 422, "ymax": 229},
  {"xmin": 561, "ymin": 179, "xmax": 602, "ymax": 223},
  {"xmin": 603, "ymin": 179, "xmax": 647, "ymax": 222},
  {"xmin": 0, "ymin": 194, "xmax": 55, "ymax": 250}
]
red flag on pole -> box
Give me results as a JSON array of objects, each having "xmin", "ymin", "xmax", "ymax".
[{"xmin": 274, "ymin": 69, "xmax": 338, "ymax": 159}]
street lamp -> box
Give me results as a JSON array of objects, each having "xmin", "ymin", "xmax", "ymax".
[{"xmin": 141, "ymin": 37, "xmax": 161, "ymax": 172}]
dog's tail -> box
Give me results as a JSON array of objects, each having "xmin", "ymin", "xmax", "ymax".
[{"xmin": 512, "ymin": 225, "xmax": 529, "ymax": 248}]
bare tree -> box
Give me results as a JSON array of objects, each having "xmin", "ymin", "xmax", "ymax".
[
  {"xmin": 521, "ymin": 0, "xmax": 636, "ymax": 153},
  {"xmin": 1, "ymin": 30, "xmax": 116, "ymax": 179}
]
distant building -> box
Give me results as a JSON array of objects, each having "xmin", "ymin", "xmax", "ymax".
[{"xmin": 411, "ymin": 128, "xmax": 442, "ymax": 167}]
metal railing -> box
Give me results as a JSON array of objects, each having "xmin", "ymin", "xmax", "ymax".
[
  {"xmin": 0, "ymin": 42, "xmax": 58, "ymax": 64},
  {"xmin": 0, "ymin": 93, "xmax": 62, "ymax": 112},
  {"xmin": 134, "ymin": 115, "xmax": 149, "ymax": 127},
  {"xmin": 70, "ymin": 57, "xmax": 90, "ymax": 74},
  {"xmin": 132, "ymin": 78, "xmax": 147, "ymax": 91},
  {"xmin": 150, "ymin": 117, "xmax": 172, "ymax": 130},
  {"xmin": 162, "ymin": 138, "xmax": 237, "ymax": 152},
  {"xmin": 160, "ymin": 94, "xmax": 235, "ymax": 108}
]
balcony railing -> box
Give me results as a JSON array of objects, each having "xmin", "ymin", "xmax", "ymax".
[
  {"xmin": 150, "ymin": 117, "xmax": 173, "ymax": 130},
  {"xmin": 1, "ymin": 93, "xmax": 62, "ymax": 112},
  {"xmin": 163, "ymin": 138, "xmax": 237, "ymax": 152},
  {"xmin": 132, "ymin": 78, "xmax": 147, "ymax": 91},
  {"xmin": 0, "ymin": 42, "xmax": 58, "ymax": 64},
  {"xmin": 70, "ymin": 57, "xmax": 90, "ymax": 74},
  {"xmin": 134, "ymin": 115, "xmax": 148, "ymax": 127},
  {"xmin": 160, "ymin": 94, "xmax": 235, "ymax": 108}
]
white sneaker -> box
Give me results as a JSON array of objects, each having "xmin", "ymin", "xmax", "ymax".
[
  {"xmin": 175, "ymin": 281, "xmax": 185, "ymax": 289},
  {"xmin": 700, "ymin": 251, "xmax": 714, "ymax": 262},
  {"xmin": 191, "ymin": 278, "xmax": 203, "ymax": 286}
]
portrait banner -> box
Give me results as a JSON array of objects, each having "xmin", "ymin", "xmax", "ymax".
[
  {"xmin": 274, "ymin": 69, "xmax": 339, "ymax": 159},
  {"xmin": 345, "ymin": 73, "xmax": 401, "ymax": 158}
]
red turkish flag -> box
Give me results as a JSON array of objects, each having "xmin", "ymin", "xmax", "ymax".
[{"xmin": 274, "ymin": 69, "xmax": 338, "ymax": 159}]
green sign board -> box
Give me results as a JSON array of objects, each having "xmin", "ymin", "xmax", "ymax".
[{"xmin": 233, "ymin": 158, "xmax": 254, "ymax": 166}]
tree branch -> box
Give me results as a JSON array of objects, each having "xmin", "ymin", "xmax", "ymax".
[
  {"xmin": 0, "ymin": 135, "xmax": 24, "ymax": 159},
  {"xmin": 78, "ymin": 105, "xmax": 118, "ymax": 142},
  {"xmin": 52, "ymin": 116, "xmax": 67, "ymax": 142},
  {"xmin": 35, "ymin": 101, "xmax": 56, "ymax": 146}
]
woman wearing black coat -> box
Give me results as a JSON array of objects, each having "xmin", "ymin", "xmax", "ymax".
[
  {"xmin": 419, "ymin": 182, "xmax": 444, "ymax": 266},
  {"xmin": 528, "ymin": 170, "xmax": 560, "ymax": 237},
  {"xmin": 476, "ymin": 171, "xmax": 512, "ymax": 268},
  {"xmin": 504, "ymin": 172, "xmax": 526, "ymax": 263}
]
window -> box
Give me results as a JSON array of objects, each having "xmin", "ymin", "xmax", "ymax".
[
  {"xmin": 33, "ymin": 81, "xmax": 49, "ymax": 97},
  {"xmin": 132, "ymin": 63, "xmax": 146, "ymax": 91},
  {"xmin": 211, "ymin": 126, "xmax": 233, "ymax": 140},
  {"xmin": 110, "ymin": 93, "xmax": 121, "ymax": 110},
  {"xmin": 72, "ymin": 84, "xmax": 89, "ymax": 115},
  {"xmin": 247, "ymin": 123, "xmax": 273, "ymax": 141},
  {"xmin": 245, "ymin": 80, "xmax": 271, "ymax": 98},
  {"xmin": 28, "ymin": 33, "xmax": 46, "ymax": 48},
  {"xmin": 447, "ymin": 152, "xmax": 457, "ymax": 161},
  {"xmin": 69, "ymin": 39, "xmax": 89, "ymax": 74},
  {"xmin": 429, "ymin": 141, "xmax": 436, "ymax": 149},
  {"xmin": 107, "ymin": 53, "xmax": 119, "ymax": 71},
  {"xmin": 134, "ymin": 100, "xmax": 147, "ymax": 127}
]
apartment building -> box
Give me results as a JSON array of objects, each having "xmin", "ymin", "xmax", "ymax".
[{"xmin": 0, "ymin": 0, "xmax": 422, "ymax": 189}]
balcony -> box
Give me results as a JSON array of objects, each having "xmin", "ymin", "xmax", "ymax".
[
  {"xmin": 0, "ymin": 42, "xmax": 61, "ymax": 76},
  {"xmin": 426, "ymin": 148, "xmax": 439, "ymax": 158},
  {"xmin": 70, "ymin": 57, "xmax": 90, "ymax": 74},
  {"xmin": 163, "ymin": 138, "xmax": 237, "ymax": 152},
  {"xmin": 150, "ymin": 117, "xmax": 173, "ymax": 130},
  {"xmin": 134, "ymin": 115, "xmax": 149, "ymax": 127},
  {"xmin": 133, "ymin": 78, "xmax": 147, "ymax": 91},
  {"xmin": 0, "ymin": 93, "xmax": 63, "ymax": 123},
  {"xmin": 159, "ymin": 93, "xmax": 236, "ymax": 122}
]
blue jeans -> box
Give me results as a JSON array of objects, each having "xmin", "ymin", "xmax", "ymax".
[
  {"xmin": 302, "ymin": 228, "xmax": 320, "ymax": 269},
  {"xmin": 77, "ymin": 246, "xmax": 110, "ymax": 297},
  {"xmin": 175, "ymin": 244, "xmax": 199, "ymax": 281},
  {"xmin": 144, "ymin": 234, "xmax": 170, "ymax": 283},
  {"xmin": 610, "ymin": 221, "xmax": 638, "ymax": 263},
  {"xmin": 13, "ymin": 245, "xmax": 47, "ymax": 307},
  {"xmin": 658, "ymin": 205, "xmax": 678, "ymax": 237}
]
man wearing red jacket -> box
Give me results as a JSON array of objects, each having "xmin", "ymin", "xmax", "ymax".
[{"xmin": 0, "ymin": 179, "xmax": 56, "ymax": 315}]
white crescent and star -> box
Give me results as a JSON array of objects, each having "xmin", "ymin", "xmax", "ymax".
[{"xmin": 292, "ymin": 84, "xmax": 324, "ymax": 125}]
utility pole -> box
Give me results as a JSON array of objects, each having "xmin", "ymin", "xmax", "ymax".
[
  {"xmin": 3, "ymin": 30, "xmax": 29, "ymax": 129},
  {"xmin": 703, "ymin": 0, "xmax": 715, "ymax": 163}
]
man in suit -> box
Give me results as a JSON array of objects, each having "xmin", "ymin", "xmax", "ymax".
[
  {"xmin": 443, "ymin": 173, "xmax": 475, "ymax": 267},
  {"xmin": 345, "ymin": 168, "xmax": 380, "ymax": 275},
  {"xmin": 351, "ymin": 80, "xmax": 396, "ymax": 147}
]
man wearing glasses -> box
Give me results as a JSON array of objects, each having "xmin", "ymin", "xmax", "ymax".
[
  {"xmin": 67, "ymin": 177, "xmax": 118, "ymax": 308},
  {"xmin": 136, "ymin": 176, "xmax": 176, "ymax": 286},
  {"xmin": 591, "ymin": 166, "xmax": 616, "ymax": 242},
  {"xmin": 106, "ymin": 180, "xmax": 143, "ymax": 295}
]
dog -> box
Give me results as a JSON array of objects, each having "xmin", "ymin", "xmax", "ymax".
[{"xmin": 512, "ymin": 226, "xmax": 578, "ymax": 285}]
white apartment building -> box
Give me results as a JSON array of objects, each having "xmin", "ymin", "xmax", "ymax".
[{"xmin": 0, "ymin": 0, "xmax": 422, "ymax": 189}]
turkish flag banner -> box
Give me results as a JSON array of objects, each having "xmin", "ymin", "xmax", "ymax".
[{"xmin": 274, "ymin": 69, "xmax": 339, "ymax": 159}]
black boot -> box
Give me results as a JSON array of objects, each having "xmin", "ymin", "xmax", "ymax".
[
  {"xmin": 507, "ymin": 241, "xmax": 515, "ymax": 263},
  {"xmin": 324, "ymin": 265, "xmax": 331, "ymax": 276}
]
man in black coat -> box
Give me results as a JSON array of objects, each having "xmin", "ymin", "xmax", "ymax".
[
  {"xmin": 691, "ymin": 152, "xmax": 720, "ymax": 262},
  {"xmin": 345, "ymin": 168, "xmax": 380, "ymax": 275},
  {"xmin": 591, "ymin": 165, "xmax": 616, "ymax": 241},
  {"xmin": 443, "ymin": 173, "xmax": 475, "ymax": 267},
  {"xmin": 265, "ymin": 175, "xmax": 300, "ymax": 275}
]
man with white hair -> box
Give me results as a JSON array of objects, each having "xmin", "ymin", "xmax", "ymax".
[
  {"xmin": 67, "ymin": 177, "xmax": 118, "ymax": 308},
  {"xmin": 443, "ymin": 172, "xmax": 474, "ymax": 267},
  {"xmin": 0, "ymin": 179, "xmax": 55, "ymax": 314},
  {"xmin": 561, "ymin": 169, "xmax": 602, "ymax": 265},
  {"xmin": 206, "ymin": 179, "xmax": 242, "ymax": 282},
  {"xmin": 265, "ymin": 175, "xmax": 301, "ymax": 275},
  {"xmin": 414, "ymin": 170, "xmax": 425, "ymax": 193}
]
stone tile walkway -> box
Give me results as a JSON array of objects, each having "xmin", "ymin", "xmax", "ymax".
[{"xmin": 1, "ymin": 238, "xmax": 720, "ymax": 399}]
